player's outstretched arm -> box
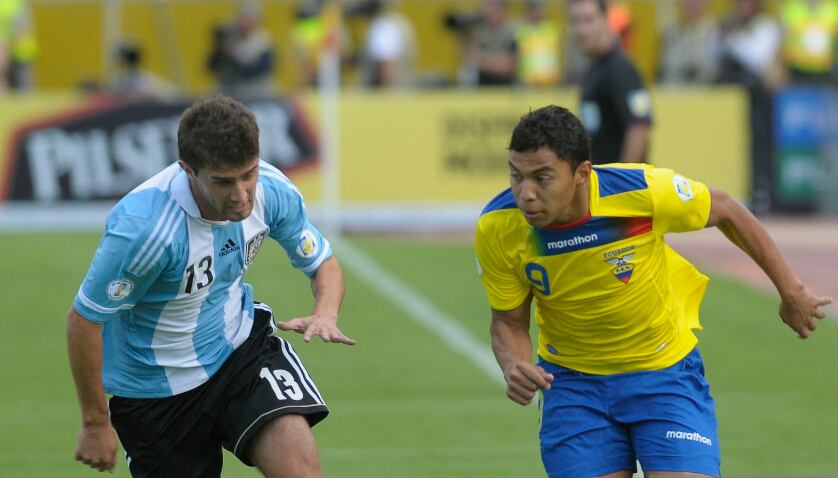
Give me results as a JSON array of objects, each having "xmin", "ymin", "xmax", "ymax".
[
  {"xmin": 276, "ymin": 256, "xmax": 355, "ymax": 345},
  {"xmin": 66, "ymin": 308, "xmax": 118, "ymax": 472},
  {"xmin": 706, "ymin": 188, "xmax": 833, "ymax": 338},
  {"xmin": 490, "ymin": 296, "xmax": 554, "ymax": 406}
]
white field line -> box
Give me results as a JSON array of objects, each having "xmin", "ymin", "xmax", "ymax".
[
  {"xmin": 332, "ymin": 236, "xmax": 505, "ymax": 386},
  {"xmin": 332, "ymin": 237, "xmax": 646, "ymax": 477}
]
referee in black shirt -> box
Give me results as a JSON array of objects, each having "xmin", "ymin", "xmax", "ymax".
[{"xmin": 569, "ymin": 0, "xmax": 652, "ymax": 165}]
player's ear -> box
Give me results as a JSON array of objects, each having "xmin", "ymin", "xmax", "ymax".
[
  {"xmin": 575, "ymin": 161, "xmax": 592, "ymax": 184},
  {"xmin": 179, "ymin": 160, "xmax": 196, "ymax": 177}
]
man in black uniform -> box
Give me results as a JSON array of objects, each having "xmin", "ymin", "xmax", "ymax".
[{"xmin": 569, "ymin": 0, "xmax": 652, "ymax": 165}]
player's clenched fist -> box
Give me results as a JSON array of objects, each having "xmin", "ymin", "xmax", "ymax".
[
  {"xmin": 75, "ymin": 423, "xmax": 118, "ymax": 472},
  {"xmin": 503, "ymin": 361, "xmax": 554, "ymax": 406}
]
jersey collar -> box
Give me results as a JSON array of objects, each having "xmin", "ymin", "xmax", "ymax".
[
  {"xmin": 542, "ymin": 212, "xmax": 592, "ymax": 230},
  {"xmin": 170, "ymin": 168, "xmax": 229, "ymax": 225}
]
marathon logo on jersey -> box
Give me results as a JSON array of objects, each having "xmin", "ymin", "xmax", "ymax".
[
  {"xmin": 106, "ymin": 279, "xmax": 134, "ymax": 301},
  {"xmin": 545, "ymin": 233, "xmax": 599, "ymax": 251},
  {"xmin": 666, "ymin": 430, "xmax": 713, "ymax": 447},
  {"xmin": 672, "ymin": 174, "xmax": 694, "ymax": 202},
  {"xmin": 603, "ymin": 246, "xmax": 636, "ymax": 284},
  {"xmin": 219, "ymin": 239, "xmax": 240, "ymax": 257},
  {"xmin": 245, "ymin": 230, "xmax": 267, "ymax": 265},
  {"xmin": 296, "ymin": 230, "xmax": 319, "ymax": 259}
]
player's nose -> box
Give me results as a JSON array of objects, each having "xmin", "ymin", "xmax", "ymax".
[
  {"xmin": 520, "ymin": 181, "xmax": 538, "ymax": 201},
  {"xmin": 230, "ymin": 182, "xmax": 247, "ymax": 202}
]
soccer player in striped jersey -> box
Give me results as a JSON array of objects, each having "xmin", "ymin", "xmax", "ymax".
[
  {"xmin": 475, "ymin": 105, "xmax": 831, "ymax": 477},
  {"xmin": 67, "ymin": 96, "xmax": 354, "ymax": 477}
]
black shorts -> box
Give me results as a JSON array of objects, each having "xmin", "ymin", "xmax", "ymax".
[{"xmin": 108, "ymin": 303, "xmax": 329, "ymax": 478}]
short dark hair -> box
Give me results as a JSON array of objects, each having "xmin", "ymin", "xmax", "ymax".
[
  {"xmin": 568, "ymin": 0, "xmax": 608, "ymax": 14},
  {"xmin": 177, "ymin": 95, "xmax": 260, "ymax": 172},
  {"xmin": 508, "ymin": 105, "xmax": 591, "ymax": 170}
]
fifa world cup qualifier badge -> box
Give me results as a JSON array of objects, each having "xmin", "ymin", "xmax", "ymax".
[
  {"xmin": 107, "ymin": 279, "xmax": 134, "ymax": 300},
  {"xmin": 672, "ymin": 174, "xmax": 694, "ymax": 202},
  {"xmin": 296, "ymin": 230, "xmax": 319, "ymax": 259}
]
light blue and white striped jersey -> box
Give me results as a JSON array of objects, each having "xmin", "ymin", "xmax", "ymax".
[{"xmin": 73, "ymin": 160, "xmax": 332, "ymax": 398}]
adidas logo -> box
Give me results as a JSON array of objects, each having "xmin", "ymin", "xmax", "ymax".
[{"xmin": 219, "ymin": 239, "xmax": 241, "ymax": 257}]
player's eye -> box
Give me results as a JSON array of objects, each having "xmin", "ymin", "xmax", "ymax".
[{"xmin": 537, "ymin": 176, "xmax": 552, "ymax": 183}]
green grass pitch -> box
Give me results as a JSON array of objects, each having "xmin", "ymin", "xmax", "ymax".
[{"xmin": 0, "ymin": 233, "xmax": 835, "ymax": 477}]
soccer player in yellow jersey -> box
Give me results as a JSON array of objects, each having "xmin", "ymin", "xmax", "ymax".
[{"xmin": 474, "ymin": 105, "xmax": 832, "ymax": 478}]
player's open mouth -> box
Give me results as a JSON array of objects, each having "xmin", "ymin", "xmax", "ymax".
[
  {"xmin": 228, "ymin": 203, "xmax": 248, "ymax": 212},
  {"xmin": 522, "ymin": 210, "xmax": 542, "ymax": 220}
]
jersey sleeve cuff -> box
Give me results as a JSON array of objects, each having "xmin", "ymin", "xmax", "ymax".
[
  {"xmin": 300, "ymin": 240, "xmax": 334, "ymax": 277},
  {"xmin": 73, "ymin": 288, "xmax": 131, "ymax": 323}
]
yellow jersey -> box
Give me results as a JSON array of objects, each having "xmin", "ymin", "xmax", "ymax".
[{"xmin": 475, "ymin": 164, "xmax": 712, "ymax": 375}]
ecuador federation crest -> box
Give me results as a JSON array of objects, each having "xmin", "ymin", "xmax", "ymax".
[{"xmin": 603, "ymin": 246, "xmax": 636, "ymax": 284}]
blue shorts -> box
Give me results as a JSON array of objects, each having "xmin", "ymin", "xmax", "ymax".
[{"xmin": 538, "ymin": 348, "xmax": 720, "ymax": 478}]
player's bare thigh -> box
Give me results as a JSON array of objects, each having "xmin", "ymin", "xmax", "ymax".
[
  {"xmin": 596, "ymin": 472, "xmax": 714, "ymax": 478},
  {"xmin": 248, "ymin": 414, "xmax": 322, "ymax": 478}
]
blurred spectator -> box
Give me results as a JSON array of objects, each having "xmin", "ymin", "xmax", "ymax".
[
  {"xmin": 780, "ymin": 0, "xmax": 838, "ymax": 84},
  {"xmin": 607, "ymin": 1, "xmax": 633, "ymax": 52},
  {"xmin": 659, "ymin": 0, "xmax": 721, "ymax": 85},
  {"xmin": 0, "ymin": 0, "xmax": 35, "ymax": 93},
  {"xmin": 718, "ymin": 0, "xmax": 783, "ymax": 215},
  {"xmin": 469, "ymin": 0, "xmax": 518, "ymax": 86},
  {"xmin": 718, "ymin": 0, "xmax": 783, "ymax": 89},
  {"xmin": 207, "ymin": 2, "xmax": 275, "ymax": 99},
  {"xmin": 291, "ymin": 1, "xmax": 327, "ymax": 88},
  {"xmin": 516, "ymin": 0, "xmax": 561, "ymax": 87},
  {"xmin": 359, "ymin": 0, "xmax": 416, "ymax": 89},
  {"xmin": 108, "ymin": 42, "xmax": 179, "ymax": 100},
  {"xmin": 570, "ymin": 0, "xmax": 652, "ymax": 165},
  {"xmin": 292, "ymin": 0, "xmax": 351, "ymax": 88}
]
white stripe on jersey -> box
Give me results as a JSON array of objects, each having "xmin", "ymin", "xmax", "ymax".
[
  {"xmin": 222, "ymin": 276, "xmax": 252, "ymax": 347},
  {"xmin": 136, "ymin": 210, "xmax": 185, "ymax": 276},
  {"xmin": 151, "ymin": 217, "xmax": 214, "ymax": 394},
  {"xmin": 259, "ymin": 165, "xmax": 303, "ymax": 198},
  {"xmin": 127, "ymin": 198, "xmax": 177, "ymax": 275}
]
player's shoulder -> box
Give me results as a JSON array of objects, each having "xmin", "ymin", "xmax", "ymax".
[
  {"xmin": 593, "ymin": 163, "xmax": 653, "ymax": 198},
  {"xmin": 481, "ymin": 188, "xmax": 517, "ymax": 217},
  {"xmin": 478, "ymin": 188, "xmax": 526, "ymax": 236},
  {"xmin": 608, "ymin": 48, "xmax": 642, "ymax": 76},
  {"xmin": 107, "ymin": 164, "xmax": 186, "ymax": 247},
  {"xmin": 257, "ymin": 159, "xmax": 303, "ymax": 200}
]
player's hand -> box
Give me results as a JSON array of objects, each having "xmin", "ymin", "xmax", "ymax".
[
  {"xmin": 503, "ymin": 360, "xmax": 554, "ymax": 406},
  {"xmin": 779, "ymin": 286, "xmax": 832, "ymax": 339},
  {"xmin": 276, "ymin": 313, "xmax": 356, "ymax": 345},
  {"xmin": 75, "ymin": 423, "xmax": 118, "ymax": 472}
]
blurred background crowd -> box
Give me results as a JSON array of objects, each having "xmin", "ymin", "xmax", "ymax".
[
  {"xmin": 0, "ymin": 0, "xmax": 836, "ymax": 217},
  {"xmin": 2, "ymin": 0, "xmax": 835, "ymax": 95}
]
